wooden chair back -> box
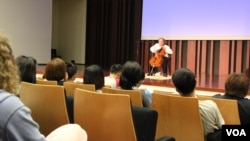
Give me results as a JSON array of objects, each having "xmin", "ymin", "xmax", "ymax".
[
  {"xmin": 74, "ymin": 88, "xmax": 137, "ymax": 141},
  {"xmin": 102, "ymin": 87, "xmax": 143, "ymax": 107},
  {"xmin": 36, "ymin": 79, "xmax": 57, "ymax": 85},
  {"xmin": 152, "ymin": 92, "xmax": 204, "ymax": 141},
  {"xmin": 153, "ymin": 89, "xmax": 179, "ymax": 96},
  {"xmin": 63, "ymin": 81, "xmax": 95, "ymax": 96},
  {"xmin": 19, "ymin": 82, "xmax": 69, "ymax": 136},
  {"xmin": 197, "ymin": 95, "xmax": 241, "ymax": 124}
]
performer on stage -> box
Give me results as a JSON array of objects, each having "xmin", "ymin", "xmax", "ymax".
[{"xmin": 149, "ymin": 38, "xmax": 173, "ymax": 76}]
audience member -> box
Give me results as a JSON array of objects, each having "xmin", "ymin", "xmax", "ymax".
[
  {"xmin": 66, "ymin": 62, "xmax": 78, "ymax": 82},
  {"xmin": 104, "ymin": 64, "xmax": 122, "ymax": 88},
  {"xmin": 83, "ymin": 64, "xmax": 104, "ymax": 92},
  {"xmin": 213, "ymin": 73, "xmax": 250, "ymax": 125},
  {"xmin": 0, "ymin": 32, "xmax": 87, "ymax": 141},
  {"xmin": 43, "ymin": 57, "xmax": 74, "ymax": 123},
  {"xmin": 16, "ymin": 55, "xmax": 37, "ymax": 83},
  {"xmin": 44, "ymin": 57, "xmax": 68, "ymax": 85},
  {"xmin": 172, "ymin": 68, "xmax": 224, "ymax": 140},
  {"xmin": 120, "ymin": 60, "xmax": 151, "ymax": 107}
]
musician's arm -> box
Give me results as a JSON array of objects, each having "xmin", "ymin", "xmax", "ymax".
[
  {"xmin": 165, "ymin": 45, "xmax": 173, "ymax": 54},
  {"xmin": 150, "ymin": 45, "xmax": 156, "ymax": 53},
  {"xmin": 150, "ymin": 44, "xmax": 161, "ymax": 53}
]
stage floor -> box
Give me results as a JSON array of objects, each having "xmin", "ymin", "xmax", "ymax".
[{"xmin": 143, "ymin": 73, "xmax": 227, "ymax": 93}]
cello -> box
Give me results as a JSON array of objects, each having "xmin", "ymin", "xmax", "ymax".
[{"xmin": 149, "ymin": 47, "xmax": 166, "ymax": 67}]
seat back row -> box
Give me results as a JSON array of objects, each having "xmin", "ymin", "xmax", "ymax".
[
  {"xmin": 20, "ymin": 82, "xmax": 173, "ymax": 141},
  {"xmin": 152, "ymin": 90, "xmax": 240, "ymax": 141},
  {"xmin": 20, "ymin": 82, "xmax": 240, "ymax": 141}
]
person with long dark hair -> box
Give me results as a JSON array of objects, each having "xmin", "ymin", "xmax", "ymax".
[
  {"xmin": 16, "ymin": 55, "xmax": 37, "ymax": 83},
  {"xmin": 84, "ymin": 64, "xmax": 105, "ymax": 92},
  {"xmin": 120, "ymin": 60, "xmax": 151, "ymax": 107}
]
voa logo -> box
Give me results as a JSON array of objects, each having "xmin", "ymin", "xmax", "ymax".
[{"xmin": 226, "ymin": 129, "xmax": 247, "ymax": 136}]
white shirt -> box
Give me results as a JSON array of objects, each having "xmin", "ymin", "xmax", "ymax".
[
  {"xmin": 150, "ymin": 43, "xmax": 173, "ymax": 58},
  {"xmin": 104, "ymin": 77, "xmax": 118, "ymax": 88},
  {"xmin": 199, "ymin": 100, "xmax": 225, "ymax": 136}
]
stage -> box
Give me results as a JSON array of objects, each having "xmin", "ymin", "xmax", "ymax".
[{"xmin": 143, "ymin": 72, "xmax": 226, "ymax": 93}]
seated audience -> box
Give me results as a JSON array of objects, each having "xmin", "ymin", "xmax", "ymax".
[
  {"xmin": 213, "ymin": 73, "xmax": 250, "ymax": 125},
  {"xmin": 43, "ymin": 57, "xmax": 74, "ymax": 123},
  {"xmin": 15, "ymin": 55, "xmax": 37, "ymax": 83},
  {"xmin": 104, "ymin": 64, "xmax": 122, "ymax": 88},
  {"xmin": 44, "ymin": 57, "xmax": 68, "ymax": 85},
  {"xmin": 83, "ymin": 64, "xmax": 104, "ymax": 92},
  {"xmin": 120, "ymin": 60, "xmax": 151, "ymax": 107},
  {"xmin": 0, "ymin": 32, "xmax": 87, "ymax": 141},
  {"xmin": 66, "ymin": 62, "xmax": 78, "ymax": 82},
  {"xmin": 172, "ymin": 68, "xmax": 225, "ymax": 140}
]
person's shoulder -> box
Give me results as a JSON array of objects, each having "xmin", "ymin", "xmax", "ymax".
[
  {"xmin": 199, "ymin": 99, "xmax": 217, "ymax": 108},
  {"xmin": 57, "ymin": 80, "xmax": 64, "ymax": 86},
  {"xmin": 0, "ymin": 90, "xmax": 20, "ymax": 103},
  {"xmin": 238, "ymin": 97, "xmax": 250, "ymax": 104},
  {"xmin": 104, "ymin": 77, "xmax": 117, "ymax": 88},
  {"xmin": 164, "ymin": 44, "xmax": 171, "ymax": 48},
  {"xmin": 212, "ymin": 93, "xmax": 223, "ymax": 98},
  {"xmin": 0, "ymin": 90, "xmax": 25, "ymax": 119},
  {"xmin": 199, "ymin": 99, "xmax": 215, "ymax": 104},
  {"xmin": 141, "ymin": 89, "xmax": 151, "ymax": 95},
  {"xmin": 104, "ymin": 76, "xmax": 116, "ymax": 81},
  {"xmin": 151, "ymin": 43, "xmax": 161, "ymax": 50}
]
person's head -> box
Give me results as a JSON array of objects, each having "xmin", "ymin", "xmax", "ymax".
[
  {"xmin": 120, "ymin": 60, "xmax": 145, "ymax": 90},
  {"xmin": 16, "ymin": 55, "xmax": 37, "ymax": 83},
  {"xmin": 83, "ymin": 64, "xmax": 104, "ymax": 90},
  {"xmin": 44, "ymin": 57, "xmax": 67, "ymax": 81},
  {"xmin": 158, "ymin": 37, "xmax": 165, "ymax": 46},
  {"xmin": 0, "ymin": 33, "xmax": 20, "ymax": 95},
  {"xmin": 244, "ymin": 68, "xmax": 250, "ymax": 79},
  {"xmin": 66, "ymin": 62, "xmax": 77, "ymax": 81},
  {"xmin": 109, "ymin": 64, "xmax": 122, "ymax": 79},
  {"xmin": 225, "ymin": 73, "xmax": 250, "ymax": 98},
  {"xmin": 172, "ymin": 68, "xmax": 196, "ymax": 96}
]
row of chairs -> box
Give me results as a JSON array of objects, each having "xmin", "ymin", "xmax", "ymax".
[
  {"xmin": 36, "ymin": 79, "xmax": 95, "ymax": 96},
  {"xmin": 19, "ymin": 81, "xmax": 241, "ymax": 141},
  {"xmin": 99, "ymin": 88, "xmax": 240, "ymax": 140},
  {"xmin": 19, "ymin": 82, "xmax": 174, "ymax": 141},
  {"xmin": 36, "ymin": 79, "xmax": 143, "ymax": 106},
  {"xmin": 153, "ymin": 90, "xmax": 241, "ymax": 124},
  {"xmin": 152, "ymin": 90, "xmax": 241, "ymax": 141}
]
